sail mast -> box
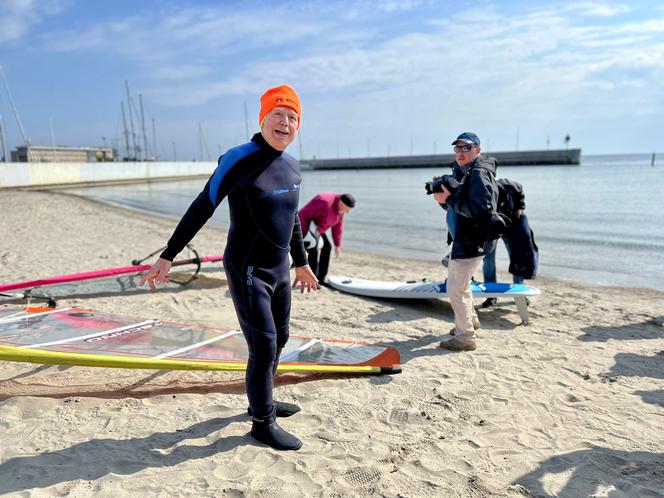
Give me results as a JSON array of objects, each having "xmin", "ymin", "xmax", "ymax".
[
  {"xmin": 49, "ymin": 117, "xmax": 56, "ymax": 162},
  {"xmin": 0, "ymin": 65, "xmax": 30, "ymax": 151},
  {"xmin": 121, "ymin": 101, "xmax": 130, "ymax": 161},
  {"xmin": 0, "ymin": 114, "xmax": 7, "ymax": 162},
  {"xmin": 139, "ymin": 93, "xmax": 149, "ymax": 160},
  {"xmin": 125, "ymin": 80, "xmax": 137, "ymax": 159},
  {"xmin": 152, "ymin": 118, "xmax": 157, "ymax": 160},
  {"xmin": 198, "ymin": 122, "xmax": 211, "ymax": 161}
]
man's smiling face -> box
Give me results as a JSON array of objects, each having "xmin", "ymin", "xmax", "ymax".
[{"xmin": 261, "ymin": 106, "xmax": 299, "ymax": 151}]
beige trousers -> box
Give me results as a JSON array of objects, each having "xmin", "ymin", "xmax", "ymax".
[{"xmin": 447, "ymin": 256, "xmax": 483, "ymax": 335}]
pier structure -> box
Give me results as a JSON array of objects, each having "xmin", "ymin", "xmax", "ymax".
[{"xmin": 302, "ymin": 149, "xmax": 581, "ymax": 170}]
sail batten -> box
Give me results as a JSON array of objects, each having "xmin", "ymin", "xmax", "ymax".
[{"xmin": 0, "ymin": 306, "xmax": 401, "ymax": 375}]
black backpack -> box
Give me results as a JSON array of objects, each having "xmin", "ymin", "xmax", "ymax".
[
  {"xmin": 496, "ymin": 178, "xmax": 526, "ymax": 229},
  {"xmin": 495, "ymin": 179, "xmax": 538, "ymax": 279}
]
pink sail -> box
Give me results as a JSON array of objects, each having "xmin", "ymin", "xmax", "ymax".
[{"xmin": 0, "ymin": 255, "xmax": 223, "ymax": 292}]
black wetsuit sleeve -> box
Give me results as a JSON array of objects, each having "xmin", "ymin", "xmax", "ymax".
[
  {"xmin": 289, "ymin": 212, "xmax": 307, "ymax": 267},
  {"xmin": 160, "ymin": 145, "xmax": 264, "ymax": 261}
]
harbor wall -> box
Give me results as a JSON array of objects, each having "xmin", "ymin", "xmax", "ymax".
[
  {"xmin": 302, "ymin": 148, "xmax": 581, "ymax": 170},
  {"xmin": 0, "ymin": 161, "xmax": 217, "ymax": 188},
  {"xmin": 0, "ymin": 148, "xmax": 582, "ymax": 188}
]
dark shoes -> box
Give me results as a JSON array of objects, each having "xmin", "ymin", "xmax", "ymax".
[
  {"xmin": 480, "ymin": 297, "xmax": 530, "ymax": 308},
  {"xmin": 251, "ymin": 407, "xmax": 302, "ymax": 451},
  {"xmin": 439, "ymin": 334, "xmax": 477, "ymax": 351},
  {"xmin": 247, "ymin": 400, "xmax": 301, "ymax": 418}
]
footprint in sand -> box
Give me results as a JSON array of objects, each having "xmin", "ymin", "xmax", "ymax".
[
  {"xmin": 388, "ymin": 408, "xmax": 409, "ymax": 424},
  {"xmin": 343, "ymin": 466, "xmax": 382, "ymax": 486}
]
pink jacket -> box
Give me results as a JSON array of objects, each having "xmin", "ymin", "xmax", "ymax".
[{"xmin": 298, "ymin": 193, "xmax": 346, "ymax": 247}]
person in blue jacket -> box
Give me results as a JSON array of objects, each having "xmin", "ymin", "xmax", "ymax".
[
  {"xmin": 140, "ymin": 84, "xmax": 318, "ymax": 451},
  {"xmin": 433, "ymin": 132, "xmax": 499, "ymax": 352}
]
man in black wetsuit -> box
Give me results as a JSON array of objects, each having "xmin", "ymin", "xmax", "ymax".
[{"xmin": 140, "ymin": 84, "xmax": 318, "ymax": 451}]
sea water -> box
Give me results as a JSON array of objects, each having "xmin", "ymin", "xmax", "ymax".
[{"xmin": 66, "ymin": 154, "xmax": 664, "ymax": 291}]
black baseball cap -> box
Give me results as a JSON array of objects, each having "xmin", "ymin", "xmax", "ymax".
[{"xmin": 451, "ymin": 132, "xmax": 480, "ymax": 146}]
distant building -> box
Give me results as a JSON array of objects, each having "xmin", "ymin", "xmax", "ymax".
[{"xmin": 10, "ymin": 145, "xmax": 115, "ymax": 163}]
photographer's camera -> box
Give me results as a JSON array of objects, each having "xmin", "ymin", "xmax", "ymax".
[{"xmin": 425, "ymin": 175, "xmax": 459, "ymax": 195}]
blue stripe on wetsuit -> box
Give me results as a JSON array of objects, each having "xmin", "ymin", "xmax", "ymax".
[{"xmin": 209, "ymin": 141, "xmax": 261, "ymax": 207}]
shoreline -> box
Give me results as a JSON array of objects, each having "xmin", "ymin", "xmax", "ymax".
[
  {"xmin": 29, "ymin": 186, "xmax": 664, "ymax": 295},
  {"xmin": 1, "ymin": 189, "xmax": 663, "ymax": 497}
]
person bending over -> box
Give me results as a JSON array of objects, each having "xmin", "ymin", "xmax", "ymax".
[{"xmin": 298, "ymin": 192, "xmax": 355, "ymax": 283}]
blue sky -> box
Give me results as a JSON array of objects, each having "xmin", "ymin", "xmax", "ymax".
[{"xmin": 0, "ymin": 0, "xmax": 662, "ymax": 160}]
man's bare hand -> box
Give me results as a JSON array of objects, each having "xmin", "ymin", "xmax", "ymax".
[
  {"xmin": 433, "ymin": 186, "xmax": 451, "ymax": 204},
  {"xmin": 139, "ymin": 258, "xmax": 173, "ymax": 290},
  {"xmin": 292, "ymin": 265, "xmax": 318, "ymax": 293}
]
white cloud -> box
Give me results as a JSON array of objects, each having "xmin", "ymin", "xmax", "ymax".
[
  {"xmin": 36, "ymin": 3, "xmax": 664, "ymax": 97},
  {"xmin": 357, "ymin": 0, "xmax": 426, "ymax": 14},
  {"xmin": 94, "ymin": 0, "xmax": 663, "ymax": 132},
  {"xmin": 10, "ymin": 1, "xmax": 664, "ymax": 154},
  {"xmin": 564, "ymin": 2, "xmax": 631, "ymax": 17},
  {"xmin": 0, "ymin": 0, "xmax": 65, "ymax": 44},
  {"xmin": 40, "ymin": 5, "xmax": 337, "ymax": 67},
  {"xmin": 378, "ymin": 0, "xmax": 423, "ymax": 13}
]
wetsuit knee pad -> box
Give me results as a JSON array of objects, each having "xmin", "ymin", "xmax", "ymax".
[
  {"xmin": 276, "ymin": 324, "xmax": 290, "ymax": 350},
  {"xmin": 241, "ymin": 322, "xmax": 278, "ymax": 362}
]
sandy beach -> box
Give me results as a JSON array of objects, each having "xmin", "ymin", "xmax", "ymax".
[{"xmin": 1, "ymin": 189, "xmax": 663, "ymax": 497}]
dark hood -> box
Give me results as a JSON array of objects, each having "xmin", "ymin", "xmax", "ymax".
[{"xmin": 473, "ymin": 155, "xmax": 497, "ymax": 174}]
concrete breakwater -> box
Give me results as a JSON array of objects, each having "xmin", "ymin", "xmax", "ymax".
[
  {"xmin": 0, "ymin": 148, "xmax": 581, "ymax": 188},
  {"xmin": 0, "ymin": 161, "xmax": 216, "ymax": 188},
  {"xmin": 302, "ymin": 148, "xmax": 581, "ymax": 170}
]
